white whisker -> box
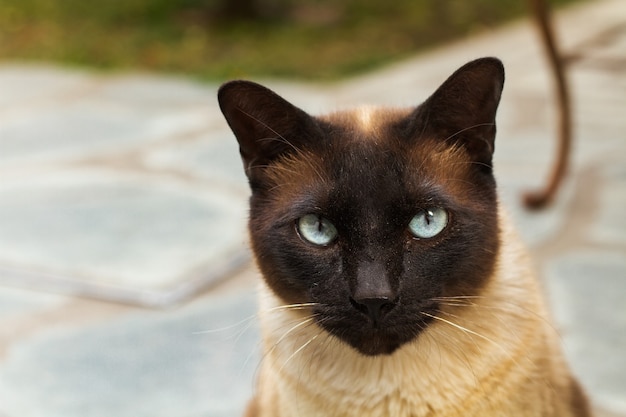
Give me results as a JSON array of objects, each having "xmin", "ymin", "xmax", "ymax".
[
  {"xmin": 420, "ymin": 311, "xmax": 501, "ymax": 349},
  {"xmin": 279, "ymin": 334, "xmax": 320, "ymax": 374},
  {"xmin": 445, "ymin": 123, "xmax": 495, "ymax": 141},
  {"xmin": 273, "ymin": 317, "xmax": 317, "ymax": 349},
  {"xmin": 192, "ymin": 314, "xmax": 258, "ymax": 335},
  {"xmin": 236, "ymin": 107, "xmax": 296, "ymax": 150},
  {"xmin": 265, "ymin": 303, "xmax": 319, "ymax": 313}
]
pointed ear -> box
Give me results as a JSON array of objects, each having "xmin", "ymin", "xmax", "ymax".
[
  {"xmin": 218, "ymin": 80, "xmax": 320, "ymax": 184},
  {"xmin": 416, "ymin": 57, "xmax": 505, "ymax": 168}
]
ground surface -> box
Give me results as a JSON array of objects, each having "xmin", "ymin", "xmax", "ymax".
[{"xmin": 0, "ymin": 1, "xmax": 624, "ymax": 416}]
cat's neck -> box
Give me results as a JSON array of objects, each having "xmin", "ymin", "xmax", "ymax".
[{"xmin": 256, "ymin": 207, "xmax": 555, "ymax": 417}]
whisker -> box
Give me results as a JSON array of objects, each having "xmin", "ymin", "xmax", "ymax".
[
  {"xmin": 420, "ymin": 311, "xmax": 501, "ymax": 349},
  {"xmin": 192, "ymin": 313, "xmax": 258, "ymax": 335},
  {"xmin": 435, "ymin": 177, "xmax": 476, "ymax": 187},
  {"xmin": 247, "ymin": 314, "xmax": 319, "ymax": 380},
  {"xmin": 427, "ymin": 325, "xmax": 480, "ymax": 385},
  {"xmin": 248, "ymin": 162, "xmax": 301, "ymax": 177},
  {"xmin": 256, "ymin": 136, "xmax": 301, "ymax": 153},
  {"xmin": 265, "ymin": 302, "xmax": 319, "ymax": 313},
  {"xmin": 239, "ymin": 333, "xmax": 264, "ymax": 379},
  {"xmin": 273, "ymin": 317, "xmax": 317, "ymax": 350},
  {"xmin": 432, "ymin": 295, "xmax": 556, "ymax": 332},
  {"xmin": 448, "ymin": 160, "xmax": 494, "ymax": 170},
  {"xmin": 432, "ymin": 295, "xmax": 487, "ymax": 300},
  {"xmin": 193, "ymin": 301, "xmax": 315, "ymax": 339},
  {"xmin": 445, "ymin": 123, "xmax": 495, "ymax": 141},
  {"xmin": 235, "ymin": 107, "xmax": 300, "ymax": 153},
  {"xmin": 279, "ymin": 334, "xmax": 320, "ymax": 375},
  {"xmin": 248, "ymin": 147, "xmax": 328, "ymax": 186}
]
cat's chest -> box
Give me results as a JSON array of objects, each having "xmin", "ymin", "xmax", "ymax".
[
  {"xmin": 263, "ymin": 345, "xmax": 535, "ymax": 417},
  {"xmin": 258, "ymin": 285, "xmax": 494, "ymax": 417},
  {"xmin": 257, "ymin": 253, "xmax": 542, "ymax": 417},
  {"xmin": 264, "ymin": 350, "xmax": 490, "ymax": 417},
  {"xmin": 265, "ymin": 356, "xmax": 437, "ymax": 417}
]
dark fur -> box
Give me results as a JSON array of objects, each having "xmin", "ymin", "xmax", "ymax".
[{"xmin": 219, "ymin": 58, "xmax": 504, "ymax": 355}]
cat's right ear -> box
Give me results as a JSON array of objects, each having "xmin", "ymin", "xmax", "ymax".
[{"xmin": 218, "ymin": 81, "xmax": 320, "ymax": 184}]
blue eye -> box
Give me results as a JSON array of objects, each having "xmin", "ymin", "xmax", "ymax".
[
  {"xmin": 297, "ymin": 214, "xmax": 338, "ymax": 246},
  {"xmin": 408, "ymin": 208, "xmax": 448, "ymax": 239}
]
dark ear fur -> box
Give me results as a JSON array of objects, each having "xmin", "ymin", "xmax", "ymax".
[
  {"xmin": 219, "ymin": 58, "xmax": 504, "ymax": 181},
  {"xmin": 218, "ymin": 80, "xmax": 321, "ymax": 186},
  {"xmin": 415, "ymin": 57, "xmax": 505, "ymax": 168}
]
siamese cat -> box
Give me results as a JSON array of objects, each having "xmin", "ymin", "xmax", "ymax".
[{"xmin": 218, "ymin": 57, "xmax": 591, "ymax": 417}]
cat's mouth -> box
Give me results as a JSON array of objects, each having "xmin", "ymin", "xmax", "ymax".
[
  {"xmin": 346, "ymin": 328, "xmax": 414, "ymax": 356},
  {"xmin": 315, "ymin": 303, "xmax": 438, "ymax": 356},
  {"xmin": 348, "ymin": 296, "xmax": 397, "ymax": 329}
]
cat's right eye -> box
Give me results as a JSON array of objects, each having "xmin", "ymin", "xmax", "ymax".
[{"xmin": 297, "ymin": 214, "xmax": 338, "ymax": 246}]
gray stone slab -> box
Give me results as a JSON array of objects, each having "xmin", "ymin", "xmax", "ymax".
[
  {"xmin": 592, "ymin": 162, "xmax": 626, "ymax": 246},
  {"xmin": 0, "ymin": 65, "xmax": 96, "ymax": 108},
  {"xmin": 546, "ymin": 251, "xmax": 626, "ymax": 414},
  {"xmin": 0, "ymin": 286, "xmax": 68, "ymax": 317},
  {"xmin": 0, "ymin": 168, "xmax": 249, "ymax": 306},
  {"xmin": 493, "ymin": 129, "xmax": 574, "ymax": 247},
  {"xmin": 143, "ymin": 132, "xmax": 249, "ymax": 191},
  {"xmin": 96, "ymin": 74, "xmax": 216, "ymax": 109},
  {"xmin": 0, "ymin": 3, "xmax": 624, "ymax": 417},
  {"xmin": 498, "ymin": 183, "xmax": 575, "ymax": 248},
  {"xmin": 0, "ymin": 65, "xmax": 252, "ymax": 307},
  {"xmin": 0, "ymin": 100, "xmax": 208, "ymax": 169},
  {"xmin": 0, "ymin": 290, "xmax": 259, "ymax": 417}
]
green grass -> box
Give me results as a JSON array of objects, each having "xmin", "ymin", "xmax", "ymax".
[{"xmin": 0, "ymin": 0, "xmax": 582, "ymax": 81}]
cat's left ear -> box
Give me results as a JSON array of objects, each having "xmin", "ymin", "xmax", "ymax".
[
  {"xmin": 415, "ymin": 57, "xmax": 505, "ymax": 168},
  {"xmin": 218, "ymin": 80, "xmax": 320, "ymax": 184}
]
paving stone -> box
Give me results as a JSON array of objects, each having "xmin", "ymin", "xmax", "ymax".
[
  {"xmin": 96, "ymin": 75, "xmax": 216, "ymax": 109},
  {"xmin": 0, "ymin": 1, "xmax": 624, "ymax": 416},
  {"xmin": 142, "ymin": 132, "xmax": 249, "ymax": 192},
  {"xmin": 0, "ymin": 100, "xmax": 208, "ymax": 169},
  {"xmin": 491, "ymin": 126, "xmax": 574, "ymax": 247},
  {"xmin": 0, "ymin": 286, "xmax": 68, "ymax": 317},
  {"xmin": 0, "ymin": 290, "xmax": 259, "ymax": 417},
  {"xmin": 0, "ymin": 169, "xmax": 248, "ymax": 306},
  {"xmin": 545, "ymin": 251, "xmax": 626, "ymax": 414},
  {"xmin": 591, "ymin": 162, "xmax": 626, "ymax": 246},
  {"xmin": 0, "ymin": 65, "xmax": 96, "ymax": 109},
  {"xmin": 498, "ymin": 180, "xmax": 575, "ymax": 248}
]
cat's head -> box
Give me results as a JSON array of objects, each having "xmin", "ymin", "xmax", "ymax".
[{"xmin": 219, "ymin": 57, "xmax": 504, "ymax": 356}]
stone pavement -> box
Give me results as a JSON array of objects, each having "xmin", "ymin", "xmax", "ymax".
[{"xmin": 0, "ymin": 0, "xmax": 625, "ymax": 415}]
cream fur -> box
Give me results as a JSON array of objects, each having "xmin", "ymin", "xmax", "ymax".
[{"xmin": 247, "ymin": 208, "xmax": 581, "ymax": 417}]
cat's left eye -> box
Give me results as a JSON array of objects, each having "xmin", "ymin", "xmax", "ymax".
[
  {"xmin": 408, "ymin": 208, "xmax": 448, "ymax": 239},
  {"xmin": 297, "ymin": 214, "xmax": 338, "ymax": 246}
]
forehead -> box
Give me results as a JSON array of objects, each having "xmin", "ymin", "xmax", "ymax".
[
  {"xmin": 319, "ymin": 106, "xmax": 410, "ymax": 141},
  {"xmin": 321, "ymin": 108, "xmax": 473, "ymax": 197},
  {"xmin": 264, "ymin": 106, "xmax": 476, "ymax": 214}
]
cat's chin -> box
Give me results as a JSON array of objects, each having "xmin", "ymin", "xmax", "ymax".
[
  {"xmin": 350, "ymin": 338, "xmax": 404, "ymax": 356},
  {"xmin": 324, "ymin": 323, "xmax": 424, "ymax": 356},
  {"xmin": 315, "ymin": 304, "xmax": 437, "ymax": 356}
]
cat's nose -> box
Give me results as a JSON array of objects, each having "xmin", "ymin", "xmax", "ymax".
[
  {"xmin": 350, "ymin": 296, "xmax": 396, "ymax": 327},
  {"xmin": 351, "ymin": 260, "xmax": 397, "ymax": 325}
]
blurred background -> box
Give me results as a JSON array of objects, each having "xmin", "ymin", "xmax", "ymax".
[
  {"xmin": 0, "ymin": 0, "xmax": 579, "ymax": 80},
  {"xmin": 1, "ymin": 0, "xmax": 625, "ymax": 417}
]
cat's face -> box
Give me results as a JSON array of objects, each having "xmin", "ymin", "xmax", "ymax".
[{"xmin": 219, "ymin": 58, "xmax": 505, "ymax": 356}]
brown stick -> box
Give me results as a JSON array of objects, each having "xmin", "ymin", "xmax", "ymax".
[{"xmin": 524, "ymin": 0, "xmax": 573, "ymax": 209}]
